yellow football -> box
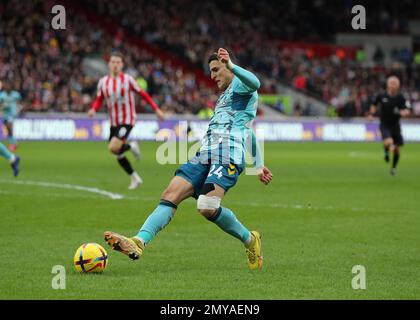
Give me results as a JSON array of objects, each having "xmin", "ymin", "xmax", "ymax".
[{"xmin": 74, "ymin": 243, "xmax": 108, "ymax": 273}]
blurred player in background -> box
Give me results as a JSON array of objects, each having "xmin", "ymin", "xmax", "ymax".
[
  {"xmin": 0, "ymin": 80, "xmax": 22, "ymax": 152},
  {"xmin": 0, "ymin": 142, "xmax": 20, "ymax": 176},
  {"xmin": 104, "ymin": 48, "xmax": 273, "ymax": 270},
  {"xmin": 88, "ymin": 52, "xmax": 165, "ymax": 189},
  {"xmin": 0, "ymin": 142, "xmax": 20, "ymax": 177},
  {"xmin": 369, "ymin": 76, "xmax": 411, "ymax": 175}
]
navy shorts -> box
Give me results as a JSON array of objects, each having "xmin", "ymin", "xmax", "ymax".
[
  {"xmin": 175, "ymin": 154, "xmax": 244, "ymax": 199},
  {"xmin": 380, "ymin": 123, "xmax": 404, "ymax": 146},
  {"xmin": 109, "ymin": 125, "xmax": 133, "ymax": 142}
]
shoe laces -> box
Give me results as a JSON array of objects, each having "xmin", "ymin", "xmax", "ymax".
[{"xmin": 246, "ymin": 247, "xmax": 256, "ymax": 264}]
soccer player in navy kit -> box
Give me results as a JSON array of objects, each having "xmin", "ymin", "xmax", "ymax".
[{"xmin": 369, "ymin": 76, "xmax": 411, "ymax": 175}]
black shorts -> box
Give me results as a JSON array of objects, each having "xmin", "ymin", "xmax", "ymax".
[
  {"xmin": 109, "ymin": 125, "xmax": 133, "ymax": 142},
  {"xmin": 380, "ymin": 122, "xmax": 404, "ymax": 146}
]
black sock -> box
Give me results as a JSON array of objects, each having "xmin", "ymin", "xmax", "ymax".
[
  {"xmin": 392, "ymin": 151, "xmax": 400, "ymax": 169},
  {"xmin": 117, "ymin": 156, "xmax": 134, "ymax": 175},
  {"xmin": 384, "ymin": 145, "xmax": 390, "ymax": 156},
  {"xmin": 119, "ymin": 143, "xmax": 131, "ymax": 155}
]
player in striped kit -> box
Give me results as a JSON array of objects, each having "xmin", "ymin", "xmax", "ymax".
[{"xmin": 88, "ymin": 52, "xmax": 165, "ymax": 189}]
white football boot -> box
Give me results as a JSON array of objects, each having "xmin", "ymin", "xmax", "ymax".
[{"xmin": 129, "ymin": 172, "xmax": 143, "ymax": 190}]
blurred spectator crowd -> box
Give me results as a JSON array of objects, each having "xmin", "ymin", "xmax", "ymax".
[
  {"xmin": 1, "ymin": 0, "xmax": 420, "ymax": 117},
  {"xmin": 287, "ymin": 48, "xmax": 420, "ymax": 117},
  {"xmin": 0, "ymin": 0, "xmax": 217, "ymax": 116}
]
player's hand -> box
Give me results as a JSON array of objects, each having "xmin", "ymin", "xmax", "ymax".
[
  {"xmin": 218, "ymin": 48, "xmax": 233, "ymax": 70},
  {"xmin": 156, "ymin": 109, "xmax": 166, "ymax": 121},
  {"xmin": 400, "ymin": 109, "xmax": 410, "ymax": 117},
  {"xmin": 257, "ymin": 166, "xmax": 273, "ymax": 185},
  {"xmin": 88, "ymin": 109, "xmax": 96, "ymax": 118}
]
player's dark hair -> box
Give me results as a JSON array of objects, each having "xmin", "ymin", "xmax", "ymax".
[
  {"xmin": 110, "ymin": 51, "xmax": 124, "ymax": 61},
  {"xmin": 207, "ymin": 49, "xmax": 236, "ymax": 65},
  {"xmin": 208, "ymin": 52, "xmax": 219, "ymax": 64}
]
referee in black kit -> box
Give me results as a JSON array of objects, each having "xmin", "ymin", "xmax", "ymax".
[{"xmin": 369, "ymin": 76, "xmax": 411, "ymax": 176}]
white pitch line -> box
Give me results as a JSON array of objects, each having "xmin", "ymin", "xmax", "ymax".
[
  {"xmin": 234, "ymin": 201, "xmax": 367, "ymax": 212},
  {"xmin": 0, "ymin": 179, "xmax": 124, "ymax": 200},
  {"xmin": 0, "ymin": 179, "xmax": 370, "ymax": 212}
]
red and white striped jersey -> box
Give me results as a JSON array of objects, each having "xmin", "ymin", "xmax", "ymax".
[{"xmin": 91, "ymin": 73, "xmax": 158, "ymax": 127}]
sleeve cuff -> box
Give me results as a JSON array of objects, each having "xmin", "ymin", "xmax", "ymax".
[{"xmin": 227, "ymin": 60, "xmax": 235, "ymax": 70}]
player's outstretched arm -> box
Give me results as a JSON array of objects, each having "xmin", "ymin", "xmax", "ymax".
[
  {"xmin": 87, "ymin": 107, "xmax": 96, "ymax": 117},
  {"xmin": 0, "ymin": 93, "xmax": 4, "ymax": 110},
  {"xmin": 217, "ymin": 48, "xmax": 260, "ymax": 91},
  {"xmin": 257, "ymin": 166, "xmax": 273, "ymax": 185},
  {"xmin": 246, "ymin": 129, "xmax": 273, "ymax": 185},
  {"xmin": 89, "ymin": 99, "xmax": 101, "ymax": 117},
  {"xmin": 396, "ymin": 95, "xmax": 412, "ymax": 117},
  {"xmin": 138, "ymin": 90, "xmax": 165, "ymax": 120},
  {"xmin": 368, "ymin": 104, "xmax": 377, "ymax": 120},
  {"xmin": 400, "ymin": 109, "xmax": 410, "ymax": 117},
  {"xmin": 129, "ymin": 76, "xmax": 165, "ymax": 120},
  {"xmin": 89, "ymin": 79, "xmax": 104, "ymax": 117},
  {"xmin": 400, "ymin": 100, "xmax": 411, "ymax": 117}
]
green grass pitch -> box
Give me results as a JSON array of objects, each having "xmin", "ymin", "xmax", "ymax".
[{"xmin": 0, "ymin": 141, "xmax": 419, "ymax": 299}]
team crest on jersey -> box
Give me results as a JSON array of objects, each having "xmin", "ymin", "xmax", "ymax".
[
  {"xmin": 118, "ymin": 127, "xmax": 127, "ymax": 138},
  {"xmin": 228, "ymin": 163, "xmax": 236, "ymax": 175},
  {"xmin": 216, "ymin": 95, "xmax": 230, "ymax": 108}
]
